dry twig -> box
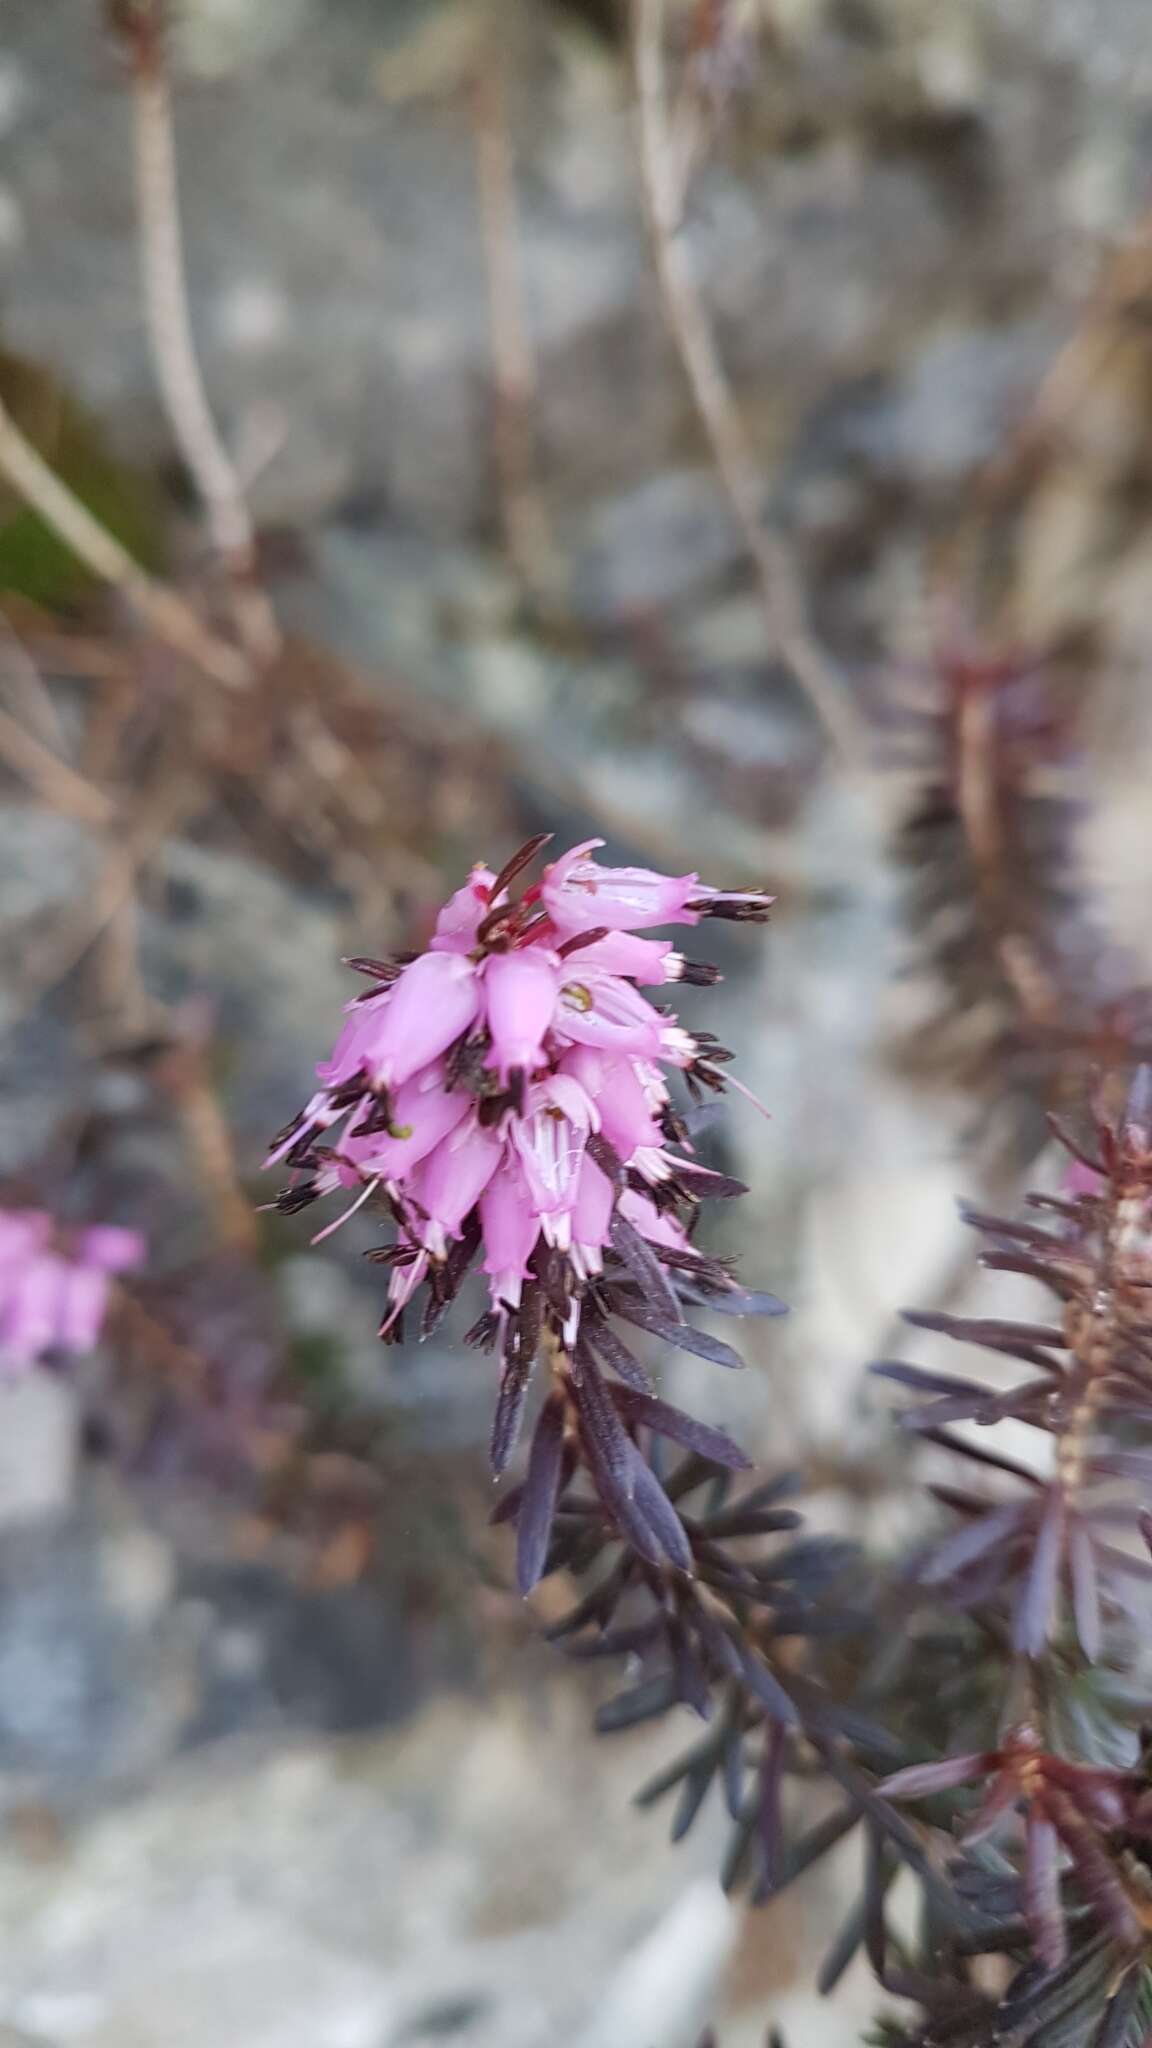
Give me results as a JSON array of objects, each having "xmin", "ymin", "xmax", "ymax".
[
  {"xmin": 629, "ymin": 0, "xmax": 867, "ymax": 765},
  {"xmin": 7, "ymin": 766, "xmax": 202, "ymax": 1024},
  {"xmin": 126, "ymin": 1, "xmax": 281, "ymax": 664},
  {"xmin": 0, "ymin": 612, "xmax": 71, "ymax": 747},
  {"xmin": 0, "ymin": 701, "xmax": 115, "ymax": 826},
  {"xmin": 0, "ymin": 395, "xmax": 248, "ymax": 689},
  {"xmin": 151, "ymin": 1032, "xmax": 259, "ymax": 1253},
  {"xmin": 471, "ymin": 46, "xmax": 557, "ymax": 602}
]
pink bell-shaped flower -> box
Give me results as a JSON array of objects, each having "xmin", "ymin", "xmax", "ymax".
[
  {"xmin": 619, "ymin": 1188, "xmax": 697, "ymax": 1256},
  {"xmin": 75, "ymin": 1224, "xmax": 147, "ymax": 1274},
  {"xmin": 481, "ymin": 1159, "xmax": 541, "ymax": 1311},
  {"xmin": 0, "ymin": 1255, "xmax": 62, "ymax": 1362},
  {"xmin": 315, "ymin": 992, "xmax": 393, "ymax": 1090},
  {"xmin": 570, "ymin": 1155, "xmax": 614, "ymax": 1282},
  {"xmin": 266, "ymin": 831, "xmax": 773, "ymax": 1491},
  {"xmin": 429, "ymin": 866, "xmax": 501, "ymax": 953},
  {"xmin": 341, "ymin": 1062, "xmax": 472, "ymax": 1183},
  {"xmin": 559, "ymin": 1044, "xmax": 665, "ymax": 1161},
  {"xmin": 346, "ymin": 951, "xmax": 481, "ymax": 1093},
  {"xmin": 542, "ymin": 838, "xmax": 769, "ymax": 934},
  {"xmin": 541, "ymin": 839, "xmax": 700, "ymax": 933},
  {"xmin": 0, "ymin": 1207, "xmax": 144, "ymax": 1371},
  {"xmin": 512, "ymin": 1074, "xmax": 597, "ymax": 1230},
  {"xmin": 414, "ymin": 1111, "xmax": 504, "ymax": 1259},
  {"xmin": 0, "ymin": 1211, "xmax": 53, "ymax": 1267},
  {"xmin": 567, "ymin": 932, "xmax": 682, "ymax": 984},
  {"xmin": 483, "ymin": 948, "xmax": 561, "ymax": 1086},
  {"xmin": 551, "ymin": 969, "xmax": 671, "ymax": 1058}
]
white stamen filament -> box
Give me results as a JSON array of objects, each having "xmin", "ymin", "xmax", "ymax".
[{"xmin": 309, "ymin": 1176, "xmax": 380, "ymax": 1244}]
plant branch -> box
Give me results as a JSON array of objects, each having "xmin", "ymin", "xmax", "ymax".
[
  {"xmin": 0, "ymin": 701, "xmax": 116, "ymax": 826},
  {"xmin": 7, "ymin": 766, "xmax": 202, "ymax": 1023},
  {"xmin": 0, "ymin": 395, "xmax": 249, "ymax": 688},
  {"xmin": 127, "ymin": 4, "xmax": 281, "ymax": 663},
  {"xmin": 629, "ymin": 0, "xmax": 867, "ymax": 765},
  {"xmin": 0, "ymin": 612, "xmax": 70, "ymax": 748},
  {"xmin": 470, "ymin": 47, "xmax": 556, "ymax": 603},
  {"xmin": 951, "ymin": 670, "xmax": 1066, "ymax": 1045}
]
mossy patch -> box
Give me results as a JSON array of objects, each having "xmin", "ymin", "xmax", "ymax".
[{"xmin": 0, "ymin": 348, "xmax": 165, "ymax": 609}]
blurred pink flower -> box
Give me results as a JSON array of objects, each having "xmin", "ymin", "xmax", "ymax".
[{"xmin": 0, "ymin": 1208, "xmax": 144, "ymax": 1373}]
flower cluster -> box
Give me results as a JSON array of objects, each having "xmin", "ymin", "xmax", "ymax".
[
  {"xmin": 0, "ymin": 1208, "xmax": 144, "ymax": 1373},
  {"xmin": 267, "ymin": 835, "xmax": 776, "ymax": 1566}
]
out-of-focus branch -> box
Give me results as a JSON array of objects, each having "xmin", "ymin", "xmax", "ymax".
[
  {"xmin": 0, "ymin": 395, "xmax": 249, "ymax": 688},
  {"xmin": 951, "ymin": 668, "xmax": 1064, "ymax": 1043},
  {"xmin": 629, "ymin": 0, "xmax": 867, "ymax": 765},
  {"xmin": 126, "ymin": 2, "xmax": 281, "ymax": 664},
  {"xmin": 0, "ymin": 701, "xmax": 116, "ymax": 826},
  {"xmin": 471, "ymin": 48, "xmax": 557, "ymax": 603},
  {"xmin": 8, "ymin": 766, "xmax": 201, "ymax": 1022},
  {"xmin": 0, "ymin": 612, "xmax": 70, "ymax": 747},
  {"xmin": 136, "ymin": 1028, "xmax": 258, "ymax": 1252}
]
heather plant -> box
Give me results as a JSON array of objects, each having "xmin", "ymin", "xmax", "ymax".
[
  {"xmin": 861, "ymin": 1078, "xmax": 1152, "ymax": 2046},
  {"xmin": 263, "ymin": 826, "xmax": 1152, "ymax": 2048},
  {"xmin": 264, "ymin": 837, "xmax": 936, "ymax": 1979},
  {"xmin": 3, "ymin": 4, "xmax": 1152, "ymax": 2043}
]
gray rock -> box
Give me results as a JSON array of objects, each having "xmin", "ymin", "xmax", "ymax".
[
  {"xmin": 0, "ymin": 1505, "xmax": 192, "ymax": 1800},
  {"xmin": 572, "ymin": 469, "xmax": 744, "ymax": 623},
  {"xmin": 3, "ymin": 0, "xmax": 1150, "ymax": 537},
  {"xmin": 0, "ymin": 809, "xmax": 99, "ymax": 1170},
  {"xmin": 889, "ymin": 319, "xmax": 1063, "ymax": 485},
  {"xmin": 136, "ymin": 837, "xmax": 349, "ymax": 1161},
  {"xmin": 0, "ymin": 1377, "xmax": 77, "ymax": 1532},
  {"xmin": 0, "ymin": 1703, "xmax": 736, "ymax": 2048},
  {"xmin": 173, "ymin": 0, "xmax": 315, "ymax": 77}
]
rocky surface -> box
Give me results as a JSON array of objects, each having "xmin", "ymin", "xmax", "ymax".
[
  {"xmin": 0, "ymin": 1691, "xmax": 887, "ymax": 2048},
  {"xmin": 0, "ymin": 0, "xmax": 1149, "ymax": 548}
]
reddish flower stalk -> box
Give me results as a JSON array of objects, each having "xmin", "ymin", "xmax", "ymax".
[
  {"xmin": 878, "ymin": 1072, "xmax": 1152, "ymax": 1661},
  {"xmin": 872, "ymin": 1068, "xmax": 1152, "ymax": 1991},
  {"xmin": 896, "ymin": 645, "xmax": 1152, "ymax": 1121},
  {"xmin": 882, "ymin": 1723, "xmax": 1152, "ymax": 1970}
]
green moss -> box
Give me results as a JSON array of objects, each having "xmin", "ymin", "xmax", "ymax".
[
  {"xmin": 0, "ymin": 348, "xmax": 165, "ymax": 609},
  {"xmin": 286, "ymin": 1328, "xmax": 350, "ymax": 1403}
]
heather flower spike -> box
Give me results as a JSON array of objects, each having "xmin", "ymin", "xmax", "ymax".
[
  {"xmin": 0, "ymin": 1207, "xmax": 144, "ymax": 1374},
  {"xmin": 267, "ymin": 835, "xmax": 775, "ymax": 1583}
]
